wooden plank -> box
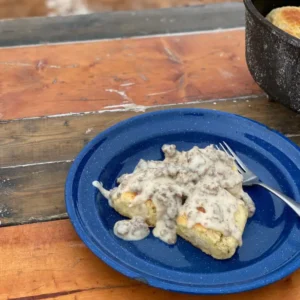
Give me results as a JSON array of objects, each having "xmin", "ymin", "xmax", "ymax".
[
  {"xmin": 0, "ymin": 220, "xmax": 138, "ymax": 300},
  {"xmin": 2, "ymin": 97, "xmax": 300, "ymax": 226},
  {"xmin": 0, "ymin": 3, "xmax": 245, "ymax": 47},
  {"xmin": 0, "ymin": 0, "xmax": 243, "ymax": 20},
  {"xmin": 0, "ymin": 96, "xmax": 299, "ymax": 168},
  {"xmin": 56, "ymin": 281, "xmax": 300, "ymax": 300},
  {"xmin": 0, "ymin": 0, "xmax": 47, "ymax": 19},
  {"xmin": 85, "ymin": 0, "xmax": 244, "ymax": 11},
  {"xmin": 0, "ymin": 162, "xmax": 70, "ymax": 226},
  {"xmin": 0, "ymin": 29, "xmax": 261, "ymax": 120},
  {"xmin": 0, "ymin": 219, "xmax": 299, "ymax": 300}
]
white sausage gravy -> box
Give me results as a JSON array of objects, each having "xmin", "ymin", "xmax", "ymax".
[{"xmin": 93, "ymin": 144, "xmax": 255, "ymax": 244}]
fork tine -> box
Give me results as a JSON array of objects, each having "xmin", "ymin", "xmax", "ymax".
[
  {"xmin": 218, "ymin": 143, "xmax": 244, "ymax": 173},
  {"xmin": 219, "ymin": 143, "xmax": 230, "ymax": 156},
  {"xmin": 222, "ymin": 141, "xmax": 249, "ymax": 171}
]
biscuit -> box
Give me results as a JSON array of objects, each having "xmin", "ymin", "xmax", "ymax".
[
  {"xmin": 176, "ymin": 200, "xmax": 248, "ymax": 260},
  {"xmin": 112, "ymin": 190, "xmax": 249, "ymax": 259},
  {"xmin": 266, "ymin": 7, "xmax": 300, "ymax": 39}
]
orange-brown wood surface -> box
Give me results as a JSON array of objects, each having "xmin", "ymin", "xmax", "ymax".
[
  {"xmin": 1, "ymin": 220, "xmax": 299, "ymax": 300},
  {"xmin": 0, "ymin": 29, "xmax": 261, "ymax": 120}
]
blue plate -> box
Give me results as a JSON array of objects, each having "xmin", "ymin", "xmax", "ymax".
[{"xmin": 65, "ymin": 109, "xmax": 300, "ymax": 294}]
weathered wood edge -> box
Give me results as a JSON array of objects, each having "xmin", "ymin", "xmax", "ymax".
[
  {"xmin": 2, "ymin": 95, "xmax": 300, "ymax": 168},
  {"xmin": 2, "ymin": 96, "xmax": 300, "ymax": 227},
  {"xmin": 0, "ymin": 3, "xmax": 245, "ymax": 47},
  {"xmin": 0, "ymin": 29, "xmax": 259, "ymax": 120}
]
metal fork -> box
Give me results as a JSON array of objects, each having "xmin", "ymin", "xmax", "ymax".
[{"xmin": 217, "ymin": 141, "xmax": 300, "ymax": 217}]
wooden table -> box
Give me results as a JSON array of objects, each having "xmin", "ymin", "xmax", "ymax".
[
  {"xmin": 1, "ymin": 0, "xmax": 243, "ymax": 19},
  {"xmin": 1, "ymin": 4, "xmax": 300, "ymax": 300}
]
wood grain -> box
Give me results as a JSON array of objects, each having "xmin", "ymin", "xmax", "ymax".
[
  {"xmin": 0, "ymin": 162, "xmax": 70, "ymax": 226},
  {"xmin": 56, "ymin": 281, "xmax": 300, "ymax": 300},
  {"xmin": 0, "ymin": 96, "xmax": 299, "ymax": 168},
  {"xmin": 0, "ymin": 9, "xmax": 296, "ymax": 300},
  {"xmin": 0, "ymin": 220, "xmax": 137, "ymax": 300},
  {"xmin": 0, "ymin": 29, "xmax": 261, "ymax": 120},
  {"xmin": 2, "ymin": 96, "xmax": 300, "ymax": 226},
  {"xmin": 0, "ymin": 0, "xmax": 47, "ymax": 19},
  {"xmin": 0, "ymin": 219, "xmax": 299, "ymax": 300}
]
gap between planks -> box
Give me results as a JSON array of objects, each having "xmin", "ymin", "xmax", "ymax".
[
  {"xmin": 2, "ymin": 26, "xmax": 245, "ymax": 50},
  {"xmin": 0, "ymin": 94, "xmax": 263, "ymax": 124},
  {"xmin": 1, "ymin": 95, "xmax": 270, "ymax": 169}
]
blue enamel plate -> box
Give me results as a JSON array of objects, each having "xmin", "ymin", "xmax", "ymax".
[{"xmin": 65, "ymin": 109, "xmax": 300, "ymax": 294}]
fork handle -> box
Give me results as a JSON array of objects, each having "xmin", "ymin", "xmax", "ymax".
[{"xmin": 256, "ymin": 182, "xmax": 300, "ymax": 217}]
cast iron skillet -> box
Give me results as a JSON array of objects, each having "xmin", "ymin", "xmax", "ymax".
[{"xmin": 244, "ymin": 0, "xmax": 300, "ymax": 111}]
